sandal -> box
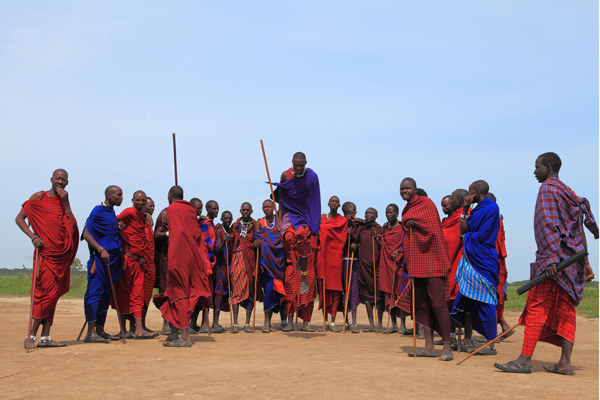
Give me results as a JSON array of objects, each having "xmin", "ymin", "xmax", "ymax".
[
  {"xmin": 262, "ymin": 326, "xmax": 270, "ymax": 333},
  {"xmin": 23, "ymin": 336, "xmax": 36, "ymax": 350},
  {"xmin": 282, "ymin": 325, "xmax": 295, "ymax": 332},
  {"xmin": 494, "ymin": 361, "xmax": 532, "ymax": 374},
  {"xmin": 408, "ymin": 349, "xmax": 437, "ymax": 358},
  {"xmin": 37, "ymin": 338, "xmax": 68, "ymax": 348},
  {"xmin": 159, "ymin": 328, "xmax": 171, "ymax": 336},
  {"xmin": 439, "ymin": 351, "xmax": 454, "ymax": 361},
  {"xmin": 397, "ymin": 326, "xmax": 407, "ymax": 335},
  {"xmin": 243, "ymin": 325, "xmax": 253, "ymax": 333},
  {"xmin": 330, "ymin": 324, "xmax": 343, "ymax": 332},
  {"xmin": 499, "ymin": 329, "xmax": 516, "ymax": 341},
  {"xmin": 362, "ymin": 326, "xmax": 375, "ymax": 333},
  {"xmin": 301, "ymin": 325, "xmax": 316, "ymax": 332},
  {"xmin": 211, "ymin": 326, "xmax": 225, "ymax": 334},
  {"xmin": 98, "ymin": 332, "xmax": 120, "ymax": 341},
  {"xmin": 84, "ymin": 334, "xmax": 110, "ymax": 344},
  {"xmin": 351, "ymin": 324, "xmax": 360, "ymax": 334},
  {"xmin": 543, "ymin": 364, "xmax": 575, "ymax": 376},
  {"xmin": 163, "ymin": 338, "xmax": 192, "ymax": 347},
  {"xmin": 470, "ymin": 345, "xmax": 497, "ymax": 356},
  {"xmin": 133, "ymin": 331, "xmax": 156, "ymax": 340},
  {"xmin": 231, "ymin": 325, "xmax": 240, "ymax": 334}
]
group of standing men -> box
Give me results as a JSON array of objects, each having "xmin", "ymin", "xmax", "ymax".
[{"xmin": 17, "ymin": 152, "xmax": 598, "ymax": 374}]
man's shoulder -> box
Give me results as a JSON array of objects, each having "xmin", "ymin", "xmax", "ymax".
[{"xmin": 28, "ymin": 191, "xmax": 45, "ymax": 201}]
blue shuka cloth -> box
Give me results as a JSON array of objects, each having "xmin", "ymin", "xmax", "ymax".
[
  {"xmin": 451, "ymin": 196, "xmax": 500, "ymax": 341},
  {"xmin": 254, "ymin": 220, "xmax": 286, "ymax": 312},
  {"xmin": 82, "ymin": 204, "xmax": 122, "ymax": 325},
  {"xmin": 272, "ymin": 168, "xmax": 321, "ymax": 235}
]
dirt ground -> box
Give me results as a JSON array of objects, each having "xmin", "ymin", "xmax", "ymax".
[{"xmin": 1, "ymin": 297, "xmax": 598, "ymax": 400}]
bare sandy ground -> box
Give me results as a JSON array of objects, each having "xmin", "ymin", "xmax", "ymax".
[{"xmin": 1, "ymin": 297, "xmax": 598, "ymax": 400}]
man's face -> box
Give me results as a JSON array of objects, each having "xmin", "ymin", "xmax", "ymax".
[
  {"xmin": 143, "ymin": 199, "xmax": 155, "ymax": 215},
  {"xmin": 108, "ymin": 187, "xmax": 124, "ymax": 207},
  {"xmin": 262, "ymin": 201, "xmax": 274, "ymax": 218},
  {"xmin": 240, "ymin": 203, "xmax": 253, "ymax": 220},
  {"xmin": 192, "ymin": 201, "xmax": 203, "ymax": 217},
  {"xmin": 533, "ymin": 156, "xmax": 549, "ymax": 183},
  {"xmin": 328, "ymin": 197, "xmax": 340, "ymax": 212},
  {"xmin": 132, "ymin": 192, "xmax": 147, "ymax": 212},
  {"xmin": 206, "ymin": 203, "xmax": 219, "ymax": 219},
  {"xmin": 441, "ymin": 198, "xmax": 452, "ymax": 216},
  {"xmin": 221, "ymin": 212, "xmax": 233, "ymax": 228},
  {"xmin": 343, "ymin": 204, "xmax": 357, "ymax": 218},
  {"xmin": 365, "ymin": 208, "xmax": 377, "ymax": 223},
  {"xmin": 468, "ymin": 186, "xmax": 481, "ymax": 203},
  {"xmin": 50, "ymin": 170, "xmax": 68, "ymax": 192},
  {"xmin": 449, "ymin": 190, "xmax": 462, "ymax": 211},
  {"xmin": 400, "ymin": 180, "xmax": 416, "ymax": 202},
  {"xmin": 292, "ymin": 158, "xmax": 306, "ymax": 176},
  {"xmin": 385, "ymin": 206, "xmax": 398, "ymax": 222}
]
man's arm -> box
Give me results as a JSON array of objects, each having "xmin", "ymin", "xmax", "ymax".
[
  {"xmin": 82, "ymin": 227, "xmax": 110, "ymax": 266},
  {"xmin": 155, "ymin": 210, "xmax": 169, "ymax": 240},
  {"xmin": 15, "ymin": 192, "xmax": 44, "ymax": 248}
]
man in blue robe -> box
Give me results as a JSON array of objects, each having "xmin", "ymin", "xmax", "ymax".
[
  {"xmin": 451, "ymin": 180, "xmax": 500, "ymax": 355},
  {"xmin": 81, "ymin": 186, "xmax": 124, "ymax": 343}
]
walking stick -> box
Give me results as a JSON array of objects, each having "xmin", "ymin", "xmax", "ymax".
[
  {"xmin": 225, "ymin": 243, "xmax": 234, "ymax": 334},
  {"xmin": 260, "ymin": 140, "xmax": 281, "ymax": 229},
  {"xmin": 106, "ymin": 259, "xmax": 127, "ymax": 344},
  {"xmin": 26, "ymin": 248, "xmax": 40, "ymax": 353},
  {"xmin": 372, "ymin": 235, "xmax": 378, "ymax": 333},
  {"xmin": 342, "ymin": 252, "xmax": 355, "ymax": 333},
  {"xmin": 322, "ymin": 267, "xmax": 327, "ymax": 333},
  {"xmin": 252, "ymin": 248, "xmax": 259, "ymax": 333},
  {"xmin": 386, "ymin": 259, "xmax": 398, "ymax": 334},
  {"xmin": 76, "ymin": 321, "xmax": 87, "ymax": 341},
  {"xmin": 409, "ymin": 228, "xmax": 416, "ymax": 356},
  {"xmin": 457, "ymin": 323, "xmax": 519, "ymax": 365},
  {"xmin": 172, "ymin": 133, "xmax": 178, "ymax": 186}
]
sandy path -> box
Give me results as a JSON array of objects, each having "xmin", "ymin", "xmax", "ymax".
[{"xmin": 1, "ymin": 297, "xmax": 597, "ymax": 399}]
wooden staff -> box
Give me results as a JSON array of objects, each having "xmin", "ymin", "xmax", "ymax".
[
  {"xmin": 457, "ymin": 323, "xmax": 519, "ymax": 365},
  {"xmin": 260, "ymin": 140, "xmax": 281, "ymax": 229},
  {"xmin": 172, "ymin": 133, "xmax": 178, "ymax": 186},
  {"xmin": 76, "ymin": 321, "xmax": 86, "ymax": 341},
  {"xmin": 106, "ymin": 259, "xmax": 127, "ymax": 344},
  {"xmin": 342, "ymin": 252, "xmax": 355, "ymax": 333},
  {"xmin": 322, "ymin": 267, "xmax": 327, "ymax": 333},
  {"xmin": 252, "ymin": 248, "xmax": 260, "ymax": 333},
  {"xmin": 26, "ymin": 248, "xmax": 40, "ymax": 353},
  {"xmin": 372, "ymin": 235, "xmax": 378, "ymax": 333},
  {"xmin": 225, "ymin": 242, "xmax": 234, "ymax": 334},
  {"xmin": 386, "ymin": 259, "xmax": 398, "ymax": 334}
]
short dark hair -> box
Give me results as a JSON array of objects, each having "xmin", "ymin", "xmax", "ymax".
[
  {"xmin": 401, "ymin": 177, "xmax": 417, "ymax": 188},
  {"xmin": 169, "ymin": 185, "xmax": 184, "ymax": 200},
  {"xmin": 416, "ymin": 188, "xmax": 428, "ymax": 197},
  {"xmin": 538, "ymin": 152, "xmax": 562, "ymax": 173},
  {"xmin": 387, "ymin": 203, "xmax": 399, "ymax": 213},
  {"xmin": 292, "ymin": 151, "xmax": 306, "ymax": 161},
  {"xmin": 342, "ymin": 201, "xmax": 355, "ymax": 213}
]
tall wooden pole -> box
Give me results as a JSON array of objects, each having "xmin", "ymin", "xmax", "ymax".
[
  {"xmin": 106, "ymin": 259, "xmax": 127, "ymax": 344},
  {"xmin": 172, "ymin": 133, "xmax": 178, "ymax": 186},
  {"xmin": 260, "ymin": 140, "xmax": 280, "ymax": 229},
  {"xmin": 26, "ymin": 248, "xmax": 39, "ymax": 353},
  {"xmin": 386, "ymin": 259, "xmax": 398, "ymax": 334},
  {"xmin": 410, "ymin": 228, "xmax": 416, "ymax": 356},
  {"xmin": 372, "ymin": 235, "xmax": 378, "ymax": 333},
  {"xmin": 342, "ymin": 253, "xmax": 354, "ymax": 333},
  {"xmin": 225, "ymin": 243, "xmax": 234, "ymax": 334},
  {"xmin": 252, "ymin": 249, "xmax": 259, "ymax": 333}
]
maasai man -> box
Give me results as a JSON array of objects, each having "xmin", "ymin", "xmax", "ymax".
[
  {"xmin": 441, "ymin": 196, "xmax": 452, "ymax": 221},
  {"xmin": 113, "ymin": 190, "xmax": 156, "ymax": 339},
  {"xmin": 213, "ymin": 210, "xmax": 233, "ymax": 331},
  {"xmin": 254, "ymin": 199, "xmax": 286, "ymax": 333},
  {"xmin": 351, "ymin": 207, "xmax": 385, "ymax": 332},
  {"xmin": 451, "ymin": 180, "xmax": 500, "ymax": 355},
  {"xmin": 273, "ymin": 152, "xmax": 321, "ymax": 332},
  {"xmin": 377, "ymin": 204, "xmax": 407, "ymax": 334},
  {"xmin": 81, "ymin": 186, "xmax": 123, "ymax": 343},
  {"xmin": 400, "ymin": 177, "xmax": 453, "ymax": 361},
  {"xmin": 16, "ymin": 168, "xmax": 79, "ymax": 349},
  {"xmin": 203, "ymin": 200, "xmax": 223, "ymax": 332},
  {"xmin": 154, "ymin": 201, "xmax": 170, "ymax": 335},
  {"xmin": 316, "ymin": 196, "xmax": 347, "ymax": 332},
  {"xmin": 229, "ymin": 202, "xmax": 260, "ymax": 333},
  {"xmin": 157, "ymin": 186, "xmax": 212, "ymax": 347},
  {"xmin": 443, "ymin": 189, "xmax": 468, "ymax": 314},
  {"xmin": 495, "ymin": 152, "xmax": 599, "ymax": 374},
  {"xmin": 341, "ymin": 202, "xmax": 360, "ymax": 333},
  {"xmin": 189, "ymin": 198, "xmax": 213, "ymax": 334},
  {"xmin": 488, "ymin": 193, "xmax": 512, "ymax": 337},
  {"xmin": 141, "ymin": 197, "xmax": 156, "ymax": 333}
]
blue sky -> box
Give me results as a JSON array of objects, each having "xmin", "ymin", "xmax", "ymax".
[{"xmin": 1, "ymin": 1, "xmax": 598, "ymax": 282}]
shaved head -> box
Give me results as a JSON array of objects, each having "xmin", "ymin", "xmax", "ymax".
[
  {"xmin": 105, "ymin": 185, "xmax": 121, "ymax": 197},
  {"xmin": 469, "ymin": 180, "xmax": 490, "ymax": 195},
  {"xmin": 133, "ymin": 190, "xmax": 146, "ymax": 199},
  {"xmin": 206, "ymin": 200, "xmax": 218, "ymax": 209},
  {"xmin": 169, "ymin": 186, "xmax": 184, "ymax": 200},
  {"xmin": 401, "ymin": 177, "xmax": 417, "ymax": 189},
  {"xmin": 488, "ymin": 192, "xmax": 497, "ymax": 203},
  {"xmin": 292, "ymin": 151, "xmax": 306, "ymax": 161},
  {"xmin": 52, "ymin": 168, "xmax": 68, "ymax": 178}
]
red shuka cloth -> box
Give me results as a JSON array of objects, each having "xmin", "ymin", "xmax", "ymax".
[
  {"xmin": 112, "ymin": 207, "xmax": 147, "ymax": 318},
  {"xmin": 519, "ymin": 279, "xmax": 576, "ymax": 356},
  {"xmin": 496, "ymin": 217, "xmax": 508, "ymax": 304},
  {"xmin": 143, "ymin": 220, "xmax": 156, "ymax": 307},
  {"xmin": 354, "ymin": 223, "xmax": 385, "ymax": 304},
  {"xmin": 401, "ymin": 194, "xmax": 451, "ymax": 278},
  {"xmin": 230, "ymin": 218, "xmax": 262, "ymax": 303},
  {"xmin": 283, "ymin": 225, "xmax": 317, "ymax": 321},
  {"xmin": 158, "ymin": 200, "xmax": 211, "ymax": 329},
  {"xmin": 316, "ymin": 214, "xmax": 347, "ymax": 315},
  {"xmin": 379, "ymin": 223, "xmax": 404, "ymax": 310},
  {"xmin": 441, "ymin": 208, "xmax": 463, "ymax": 302},
  {"xmin": 22, "ymin": 192, "xmax": 79, "ymax": 323}
]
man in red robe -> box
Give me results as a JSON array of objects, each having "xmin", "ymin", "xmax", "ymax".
[
  {"xmin": 154, "ymin": 201, "xmax": 170, "ymax": 335},
  {"xmin": 158, "ymin": 186, "xmax": 212, "ymax": 347},
  {"xmin": 113, "ymin": 190, "xmax": 156, "ymax": 339},
  {"xmin": 352, "ymin": 207, "xmax": 385, "ymax": 332},
  {"xmin": 401, "ymin": 177, "xmax": 453, "ymax": 361},
  {"xmin": 495, "ymin": 152, "xmax": 599, "ymax": 374},
  {"xmin": 316, "ymin": 196, "xmax": 347, "ymax": 332},
  {"xmin": 16, "ymin": 169, "xmax": 79, "ymax": 349},
  {"xmin": 488, "ymin": 193, "xmax": 512, "ymax": 337},
  {"xmin": 443, "ymin": 189, "xmax": 468, "ymax": 310},
  {"xmin": 141, "ymin": 197, "xmax": 157, "ymax": 333},
  {"xmin": 377, "ymin": 204, "xmax": 405, "ymax": 334}
]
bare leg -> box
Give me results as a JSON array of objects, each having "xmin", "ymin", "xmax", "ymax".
[
  {"xmin": 423, "ymin": 327, "xmax": 435, "ymax": 354},
  {"xmin": 558, "ymin": 338, "xmax": 574, "ymax": 369},
  {"xmin": 365, "ymin": 303, "xmax": 375, "ymax": 330},
  {"xmin": 232, "ymin": 304, "xmax": 240, "ymax": 326},
  {"xmin": 463, "ymin": 313, "xmax": 473, "ymax": 347}
]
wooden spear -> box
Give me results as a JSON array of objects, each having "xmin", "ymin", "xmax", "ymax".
[
  {"xmin": 259, "ymin": 140, "xmax": 281, "ymax": 229},
  {"xmin": 342, "ymin": 252, "xmax": 355, "ymax": 333},
  {"xmin": 252, "ymin": 249, "xmax": 259, "ymax": 333},
  {"xmin": 372, "ymin": 235, "xmax": 378, "ymax": 333},
  {"xmin": 26, "ymin": 248, "xmax": 40, "ymax": 353},
  {"xmin": 386, "ymin": 259, "xmax": 398, "ymax": 334},
  {"xmin": 172, "ymin": 133, "xmax": 178, "ymax": 186}
]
